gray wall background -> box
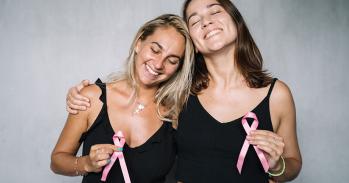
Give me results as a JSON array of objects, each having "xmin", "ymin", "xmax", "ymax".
[{"xmin": 0, "ymin": 0, "xmax": 348, "ymax": 182}]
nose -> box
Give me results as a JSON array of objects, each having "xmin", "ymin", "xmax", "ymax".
[
  {"xmin": 153, "ymin": 57, "xmax": 165, "ymax": 70},
  {"xmin": 201, "ymin": 16, "xmax": 213, "ymax": 29}
]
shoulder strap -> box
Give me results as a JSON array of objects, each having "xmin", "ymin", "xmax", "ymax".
[
  {"xmin": 266, "ymin": 78, "xmax": 278, "ymax": 98},
  {"xmin": 79, "ymin": 78, "xmax": 107, "ymax": 143},
  {"xmin": 95, "ymin": 78, "xmax": 107, "ymax": 104}
]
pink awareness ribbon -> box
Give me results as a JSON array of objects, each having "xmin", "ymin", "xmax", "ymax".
[
  {"xmin": 236, "ymin": 112, "xmax": 269, "ymax": 174},
  {"xmin": 101, "ymin": 131, "xmax": 131, "ymax": 183}
]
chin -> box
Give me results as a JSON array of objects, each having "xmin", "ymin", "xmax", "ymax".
[
  {"xmin": 209, "ymin": 40, "xmax": 235, "ymax": 52},
  {"xmin": 204, "ymin": 44, "xmax": 224, "ymax": 53},
  {"xmin": 139, "ymin": 78, "xmax": 163, "ymax": 88}
]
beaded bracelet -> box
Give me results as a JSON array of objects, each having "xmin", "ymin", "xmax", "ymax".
[{"xmin": 268, "ymin": 156, "xmax": 285, "ymax": 177}]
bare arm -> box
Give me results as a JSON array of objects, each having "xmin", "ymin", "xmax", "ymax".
[
  {"xmin": 51, "ymin": 85, "xmax": 116, "ymax": 176},
  {"xmin": 50, "ymin": 111, "xmax": 89, "ymax": 175},
  {"xmin": 248, "ymin": 80, "xmax": 302, "ymax": 182},
  {"xmin": 270, "ymin": 80, "xmax": 302, "ymax": 181}
]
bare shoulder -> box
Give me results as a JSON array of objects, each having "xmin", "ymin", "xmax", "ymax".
[
  {"xmin": 270, "ymin": 80, "xmax": 296, "ymax": 127},
  {"xmin": 73, "ymin": 84, "xmax": 104, "ymax": 126},
  {"xmin": 270, "ymin": 80, "xmax": 294, "ymax": 104},
  {"xmin": 269, "ymin": 80, "xmax": 295, "ymax": 131},
  {"xmin": 80, "ymin": 84, "xmax": 103, "ymax": 102}
]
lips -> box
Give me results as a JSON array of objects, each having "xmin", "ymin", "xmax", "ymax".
[
  {"xmin": 145, "ymin": 64, "xmax": 159, "ymax": 76},
  {"xmin": 204, "ymin": 28, "xmax": 222, "ymax": 39}
]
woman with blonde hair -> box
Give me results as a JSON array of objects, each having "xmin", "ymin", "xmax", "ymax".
[
  {"xmin": 65, "ymin": 0, "xmax": 302, "ymax": 182},
  {"xmin": 51, "ymin": 14, "xmax": 194, "ymax": 183}
]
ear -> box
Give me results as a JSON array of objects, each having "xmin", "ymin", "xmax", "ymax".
[{"xmin": 135, "ymin": 39, "xmax": 142, "ymax": 54}]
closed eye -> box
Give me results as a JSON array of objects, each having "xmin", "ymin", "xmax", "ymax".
[
  {"xmin": 211, "ymin": 11, "xmax": 221, "ymax": 15},
  {"xmin": 168, "ymin": 58, "xmax": 179, "ymax": 65},
  {"xmin": 191, "ymin": 20, "xmax": 200, "ymax": 26},
  {"xmin": 151, "ymin": 47, "xmax": 160, "ymax": 54}
]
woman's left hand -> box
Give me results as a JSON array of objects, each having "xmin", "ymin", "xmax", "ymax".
[{"xmin": 246, "ymin": 130, "xmax": 285, "ymax": 171}]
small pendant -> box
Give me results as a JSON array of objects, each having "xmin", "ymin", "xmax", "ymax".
[{"xmin": 133, "ymin": 102, "xmax": 145, "ymax": 115}]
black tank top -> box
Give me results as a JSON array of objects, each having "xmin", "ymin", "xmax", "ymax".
[
  {"xmin": 176, "ymin": 78, "xmax": 277, "ymax": 183},
  {"xmin": 79, "ymin": 79, "xmax": 176, "ymax": 183}
]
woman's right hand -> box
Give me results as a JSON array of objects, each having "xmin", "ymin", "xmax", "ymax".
[
  {"xmin": 84, "ymin": 144, "xmax": 119, "ymax": 173},
  {"xmin": 66, "ymin": 80, "xmax": 91, "ymax": 114}
]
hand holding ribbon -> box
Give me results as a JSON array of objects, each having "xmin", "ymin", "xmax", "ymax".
[
  {"xmin": 236, "ymin": 112, "xmax": 269, "ymax": 174},
  {"xmin": 101, "ymin": 131, "xmax": 131, "ymax": 183}
]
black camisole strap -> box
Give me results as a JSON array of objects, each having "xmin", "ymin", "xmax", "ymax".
[
  {"xmin": 79, "ymin": 78, "xmax": 107, "ymax": 143},
  {"xmin": 95, "ymin": 78, "xmax": 107, "ymax": 104},
  {"xmin": 266, "ymin": 78, "xmax": 278, "ymax": 99}
]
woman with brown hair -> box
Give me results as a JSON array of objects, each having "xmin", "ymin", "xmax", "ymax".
[
  {"xmin": 175, "ymin": 0, "xmax": 301, "ymax": 182},
  {"xmin": 65, "ymin": 0, "xmax": 302, "ymax": 182}
]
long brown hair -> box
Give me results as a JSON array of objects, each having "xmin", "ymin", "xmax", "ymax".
[{"xmin": 182, "ymin": 0, "xmax": 272, "ymax": 94}]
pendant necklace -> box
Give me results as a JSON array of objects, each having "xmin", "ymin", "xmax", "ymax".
[{"xmin": 132, "ymin": 101, "xmax": 146, "ymax": 115}]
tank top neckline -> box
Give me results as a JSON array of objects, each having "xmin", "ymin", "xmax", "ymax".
[
  {"xmin": 193, "ymin": 94, "xmax": 268, "ymax": 126},
  {"xmin": 193, "ymin": 79, "xmax": 277, "ymax": 126},
  {"xmin": 104, "ymin": 112, "xmax": 166, "ymax": 150},
  {"xmin": 89, "ymin": 78, "xmax": 167, "ymax": 151}
]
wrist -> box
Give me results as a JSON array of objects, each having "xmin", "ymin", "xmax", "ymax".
[
  {"xmin": 269, "ymin": 158, "xmax": 283, "ymax": 172},
  {"xmin": 81, "ymin": 156, "xmax": 92, "ymax": 173},
  {"xmin": 74, "ymin": 156, "xmax": 89, "ymax": 176},
  {"xmin": 268, "ymin": 156, "xmax": 285, "ymax": 177}
]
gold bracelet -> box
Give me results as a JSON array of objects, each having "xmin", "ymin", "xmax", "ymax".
[
  {"xmin": 74, "ymin": 157, "xmax": 79, "ymax": 176},
  {"xmin": 268, "ymin": 156, "xmax": 285, "ymax": 177},
  {"xmin": 74, "ymin": 156, "xmax": 87, "ymax": 176}
]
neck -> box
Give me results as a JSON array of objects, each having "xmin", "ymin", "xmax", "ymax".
[
  {"xmin": 202, "ymin": 46, "xmax": 245, "ymax": 90},
  {"xmin": 132, "ymin": 75, "xmax": 158, "ymax": 104},
  {"xmin": 135, "ymin": 84, "xmax": 157, "ymax": 104}
]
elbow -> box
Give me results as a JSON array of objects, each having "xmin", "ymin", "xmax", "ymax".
[
  {"xmin": 288, "ymin": 157, "xmax": 303, "ymax": 181},
  {"xmin": 50, "ymin": 154, "xmax": 61, "ymax": 174},
  {"xmin": 50, "ymin": 157, "xmax": 58, "ymax": 174},
  {"xmin": 294, "ymin": 158, "xmax": 303, "ymax": 179},
  {"xmin": 50, "ymin": 162, "xmax": 58, "ymax": 174}
]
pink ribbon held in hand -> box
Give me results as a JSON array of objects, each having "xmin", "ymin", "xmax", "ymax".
[
  {"xmin": 101, "ymin": 131, "xmax": 131, "ymax": 183},
  {"xmin": 236, "ymin": 112, "xmax": 269, "ymax": 174}
]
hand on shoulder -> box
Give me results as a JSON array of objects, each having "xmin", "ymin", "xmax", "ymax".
[
  {"xmin": 66, "ymin": 79, "xmax": 91, "ymax": 114},
  {"xmin": 68, "ymin": 84, "xmax": 103, "ymax": 119},
  {"xmin": 79, "ymin": 84, "xmax": 102, "ymax": 102}
]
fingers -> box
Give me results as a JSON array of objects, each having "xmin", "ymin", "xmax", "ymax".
[
  {"xmin": 78, "ymin": 80, "xmax": 91, "ymax": 91},
  {"xmin": 246, "ymin": 130, "xmax": 285, "ymax": 168},
  {"xmin": 67, "ymin": 99, "xmax": 87, "ymax": 111},
  {"xmin": 65, "ymin": 81, "xmax": 91, "ymax": 113},
  {"xmin": 87, "ymin": 144, "xmax": 119, "ymax": 172},
  {"xmin": 247, "ymin": 130, "xmax": 284, "ymax": 152},
  {"xmin": 68, "ymin": 86, "xmax": 90, "ymax": 104},
  {"xmin": 91, "ymin": 144, "xmax": 118, "ymax": 154},
  {"xmin": 248, "ymin": 133, "xmax": 284, "ymax": 149},
  {"xmin": 66, "ymin": 104, "xmax": 78, "ymax": 114},
  {"xmin": 250, "ymin": 130, "xmax": 282, "ymax": 141},
  {"xmin": 95, "ymin": 159, "xmax": 110, "ymax": 168}
]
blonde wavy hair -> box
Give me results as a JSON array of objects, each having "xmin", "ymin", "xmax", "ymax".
[{"xmin": 108, "ymin": 14, "xmax": 194, "ymax": 125}]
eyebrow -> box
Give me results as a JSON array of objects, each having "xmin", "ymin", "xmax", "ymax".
[
  {"xmin": 151, "ymin": 42, "xmax": 182, "ymax": 59},
  {"xmin": 187, "ymin": 3, "xmax": 222, "ymax": 23},
  {"xmin": 151, "ymin": 42, "xmax": 163, "ymax": 50}
]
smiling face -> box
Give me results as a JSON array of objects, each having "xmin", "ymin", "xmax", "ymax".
[
  {"xmin": 134, "ymin": 26, "xmax": 185, "ymax": 88},
  {"xmin": 185, "ymin": 0, "xmax": 237, "ymax": 55}
]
